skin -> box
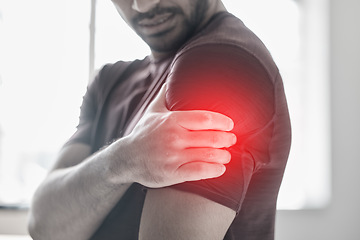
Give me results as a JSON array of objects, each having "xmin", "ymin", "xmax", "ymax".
[
  {"xmin": 112, "ymin": 0, "xmax": 227, "ymax": 60},
  {"xmin": 28, "ymin": 1, "xmax": 235, "ymax": 239},
  {"xmin": 29, "ymin": 85, "xmax": 236, "ymax": 240}
]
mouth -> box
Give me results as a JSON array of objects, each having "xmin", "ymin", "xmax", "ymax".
[{"xmin": 137, "ymin": 12, "xmax": 175, "ymax": 27}]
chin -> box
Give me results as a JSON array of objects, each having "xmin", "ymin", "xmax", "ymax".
[{"xmin": 144, "ymin": 30, "xmax": 194, "ymax": 54}]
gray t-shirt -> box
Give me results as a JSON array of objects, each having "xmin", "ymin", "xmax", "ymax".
[{"xmin": 67, "ymin": 11, "xmax": 291, "ymax": 240}]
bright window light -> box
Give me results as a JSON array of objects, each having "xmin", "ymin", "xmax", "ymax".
[{"xmin": 0, "ymin": 0, "xmax": 90, "ymax": 205}]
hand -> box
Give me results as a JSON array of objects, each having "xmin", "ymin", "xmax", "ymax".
[{"xmin": 117, "ymin": 83, "xmax": 236, "ymax": 188}]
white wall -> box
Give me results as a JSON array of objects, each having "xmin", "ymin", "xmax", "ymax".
[
  {"xmin": 0, "ymin": 0, "xmax": 360, "ymax": 238},
  {"xmin": 0, "ymin": 210, "xmax": 28, "ymax": 235},
  {"xmin": 276, "ymin": 0, "xmax": 360, "ymax": 239}
]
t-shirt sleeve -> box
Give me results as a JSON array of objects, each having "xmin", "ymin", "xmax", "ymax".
[
  {"xmin": 64, "ymin": 72, "xmax": 101, "ymax": 147},
  {"xmin": 165, "ymin": 44, "xmax": 276, "ymax": 213}
]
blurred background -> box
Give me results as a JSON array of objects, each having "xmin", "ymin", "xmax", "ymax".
[{"xmin": 0, "ymin": 0, "xmax": 359, "ymax": 239}]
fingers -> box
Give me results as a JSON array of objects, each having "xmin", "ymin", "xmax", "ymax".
[
  {"xmin": 173, "ymin": 148, "xmax": 231, "ymax": 183},
  {"xmin": 182, "ymin": 131, "xmax": 237, "ymax": 148},
  {"xmin": 176, "ymin": 162, "xmax": 226, "ymax": 182},
  {"xmin": 172, "ymin": 110, "xmax": 234, "ymax": 131},
  {"xmin": 181, "ymin": 148, "xmax": 231, "ymax": 165}
]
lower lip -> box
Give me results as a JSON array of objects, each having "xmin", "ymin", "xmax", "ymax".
[{"xmin": 137, "ymin": 13, "xmax": 176, "ymax": 36}]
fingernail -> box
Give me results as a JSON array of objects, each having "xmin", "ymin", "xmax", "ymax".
[
  {"xmin": 229, "ymin": 120, "xmax": 234, "ymax": 130},
  {"xmin": 232, "ymin": 134, "xmax": 237, "ymax": 144},
  {"xmin": 220, "ymin": 165, "xmax": 226, "ymax": 175}
]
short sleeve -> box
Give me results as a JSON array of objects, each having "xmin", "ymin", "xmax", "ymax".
[
  {"xmin": 166, "ymin": 44, "xmax": 276, "ymax": 213},
  {"xmin": 64, "ymin": 72, "xmax": 101, "ymax": 146}
]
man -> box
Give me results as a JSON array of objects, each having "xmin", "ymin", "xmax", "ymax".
[{"xmin": 28, "ymin": 0, "xmax": 291, "ymax": 239}]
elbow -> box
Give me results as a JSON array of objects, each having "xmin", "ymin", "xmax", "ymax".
[
  {"xmin": 28, "ymin": 213, "xmax": 39, "ymax": 239},
  {"xmin": 28, "ymin": 211, "xmax": 42, "ymax": 240},
  {"xmin": 27, "ymin": 182, "xmax": 56, "ymax": 239},
  {"xmin": 28, "ymin": 210, "xmax": 50, "ymax": 240},
  {"xmin": 28, "ymin": 191, "xmax": 45, "ymax": 239},
  {"xmin": 28, "ymin": 214, "xmax": 38, "ymax": 239}
]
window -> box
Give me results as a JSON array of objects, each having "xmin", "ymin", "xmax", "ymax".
[
  {"xmin": 0, "ymin": 0, "xmax": 90, "ymax": 206},
  {"xmin": 0, "ymin": 0, "xmax": 330, "ymax": 210}
]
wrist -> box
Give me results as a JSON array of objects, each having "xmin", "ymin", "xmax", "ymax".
[{"xmin": 100, "ymin": 137, "xmax": 137, "ymax": 186}]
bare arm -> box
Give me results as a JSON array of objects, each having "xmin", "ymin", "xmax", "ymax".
[
  {"xmin": 28, "ymin": 84, "xmax": 236, "ymax": 240},
  {"xmin": 140, "ymin": 188, "xmax": 235, "ymax": 240},
  {"xmin": 28, "ymin": 142, "xmax": 133, "ymax": 240}
]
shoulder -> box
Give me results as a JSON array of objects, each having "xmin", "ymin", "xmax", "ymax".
[
  {"xmin": 166, "ymin": 43, "xmax": 275, "ymax": 132},
  {"xmin": 89, "ymin": 57, "xmax": 150, "ymax": 101},
  {"xmin": 93, "ymin": 58, "xmax": 148, "ymax": 86},
  {"xmin": 175, "ymin": 12, "xmax": 279, "ymax": 81}
]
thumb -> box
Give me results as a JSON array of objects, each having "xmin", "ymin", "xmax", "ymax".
[{"xmin": 147, "ymin": 83, "xmax": 168, "ymax": 112}]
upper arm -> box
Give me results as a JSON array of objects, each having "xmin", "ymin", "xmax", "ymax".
[
  {"xmin": 140, "ymin": 44, "xmax": 275, "ymax": 238},
  {"xmin": 140, "ymin": 188, "xmax": 235, "ymax": 240}
]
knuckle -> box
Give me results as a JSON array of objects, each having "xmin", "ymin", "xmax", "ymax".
[
  {"xmin": 201, "ymin": 112, "xmax": 213, "ymax": 125},
  {"xmin": 211, "ymin": 133, "xmax": 219, "ymax": 146},
  {"xmin": 166, "ymin": 132, "xmax": 181, "ymax": 147},
  {"xmin": 193, "ymin": 163, "xmax": 205, "ymax": 173},
  {"xmin": 206, "ymin": 151, "xmax": 214, "ymax": 160}
]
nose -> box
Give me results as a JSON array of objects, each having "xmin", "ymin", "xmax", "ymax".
[{"xmin": 132, "ymin": 0, "xmax": 160, "ymax": 13}]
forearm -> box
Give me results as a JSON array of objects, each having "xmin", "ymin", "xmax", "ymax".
[
  {"xmin": 28, "ymin": 83, "xmax": 236, "ymax": 239},
  {"xmin": 28, "ymin": 141, "xmax": 133, "ymax": 240}
]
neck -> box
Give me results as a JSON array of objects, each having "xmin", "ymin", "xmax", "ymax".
[{"xmin": 150, "ymin": 51, "xmax": 175, "ymax": 63}]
